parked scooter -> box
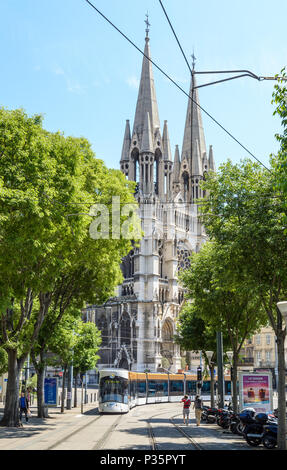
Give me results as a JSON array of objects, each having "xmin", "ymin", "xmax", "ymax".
[
  {"xmin": 236, "ymin": 408, "xmax": 256, "ymax": 436},
  {"xmin": 229, "ymin": 412, "xmax": 241, "ymax": 434},
  {"xmin": 201, "ymin": 406, "xmax": 218, "ymax": 424},
  {"xmin": 216, "ymin": 409, "xmax": 232, "ymax": 429},
  {"xmin": 262, "ymin": 423, "xmax": 278, "ymax": 449},
  {"xmin": 243, "ymin": 413, "xmax": 278, "ymax": 447}
]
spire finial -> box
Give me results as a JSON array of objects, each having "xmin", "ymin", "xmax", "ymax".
[{"xmin": 145, "ymin": 12, "xmax": 150, "ymax": 39}]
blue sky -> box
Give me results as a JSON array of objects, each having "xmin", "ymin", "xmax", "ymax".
[{"xmin": 0, "ymin": 0, "xmax": 286, "ymax": 171}]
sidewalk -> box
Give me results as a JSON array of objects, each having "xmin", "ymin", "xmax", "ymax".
[{"xmin": 0, "ymin": 403, "xmax": 99, "ymax": 451}]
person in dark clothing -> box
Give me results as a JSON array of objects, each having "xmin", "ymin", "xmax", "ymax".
[
  {"xmin": 19, "ymin": 392, "xmax": 30, "ymax": 423},
  {"xmin": 193, "ymin": 394, "xmax": 203, "ymax": 426}
]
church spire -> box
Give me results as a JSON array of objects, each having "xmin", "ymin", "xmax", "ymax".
[
  {"xmin": 172, "ymin": 145, "xmax": 181, "ymax": 183},
  {"xmin": 132, "ymin": 19, "xmax": 160, "ymax": 142},
  {"xmin": 208, "ymin": 145, "xmax": 215, "ymax": 171},
  {"xmin": 181, "ymin": 72, "xmax": 206, "ymax": 167},
  {"xmin": 120, "ymin": 119, "xmax": 131, "ymax": 161},
  {"xmin": 141, "ymin": 112, "xmax": 153, "ymax": 153},
  {"xmin": 162, "ymin": 120, "xmax": 172, "ymax": 161},
  {"xmin": 192, "ymin": 139, "xmax": 203, "ymax": 176}
]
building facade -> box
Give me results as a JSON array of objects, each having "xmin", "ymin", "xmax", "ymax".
[{"xmin": 84, "ymin": 27, "xmax": 215, "ymax": 376}]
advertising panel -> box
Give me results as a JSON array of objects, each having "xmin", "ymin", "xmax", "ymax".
[
  {"xmin": 239, "ymin": 371, "xmax": 273, "ymax": 413},
  {"xmin": 44, "ymin": 377, "xmax": 58, "ymax": 407}
]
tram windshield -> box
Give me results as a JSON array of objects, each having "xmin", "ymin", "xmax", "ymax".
[{"xmin": 99, "ymin": 376, "xmax": 129, "ymax": 404}]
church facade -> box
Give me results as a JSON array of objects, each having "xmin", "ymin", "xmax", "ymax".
[{"xmin": 83, "ymin": 27, "xmax": 215, "ymax": 376}]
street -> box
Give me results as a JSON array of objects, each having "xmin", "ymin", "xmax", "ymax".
[{"xmin": 0, "ymin": 402, "xmax": 273, "ymax": 451}]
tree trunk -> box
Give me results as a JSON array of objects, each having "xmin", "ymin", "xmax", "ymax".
[
  {"xmin": 31, "ymin": 349, "xmax": 49, "ymax": 418},
  {"xmin": 36, "ymin": 366, "xmax": 49, "ymax": 418},
  {"xmin": 276, "ymin": 329, "xmax": 286, "ymax": 450},
  {"xmin": 232, "ymin": 353, "xmax": 238, "ymax": 414},
  {"xmin": 0, "ymin": 349, "xmax": 21, "ymax": 427}
]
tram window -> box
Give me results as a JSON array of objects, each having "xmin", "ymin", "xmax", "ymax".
[
  {"xmin": 186, "ymin": 380, "xmax": 196, "ymax": 395},
  {"xmin": 169, "ymin": 380, "xmax": 184, "ymax": 396},
  {"xmin": 131, "ymin": 380, "xmax": 136, "ymax": 399},
  {"xmin": 137, "ymin": 380, "xmax": 146, "ymax": 397},
  {"xmin": 99, "ymin": 376, "xmax": 128, "ymax": 404},
  {"xmin": 225, "ymin": 381, "xmax": 231, "ymax": 395},
  {"xmin": 202, "ymin": 381, "xmax": 211, "ymax": 393},
  {"xmin": 147, "ymin": 380, "xmax": 168, "ymax": 397}
]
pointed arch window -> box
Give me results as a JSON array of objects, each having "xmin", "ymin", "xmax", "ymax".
[
  {"xmin": 98, "ymin": 315, "xmax": 108, "ymax": 346},
  {"xmin": 120, "ymin": 312, "xmax": 131, "ymax": 345},
  {"xmin": 158, "ymin": 239, "xmax": 164, "ymax": 278},
  {"xmin": 182, "ymin": 171, "xmax": 189, "ymax": 201},
  {"xmin": 131, "ymin": 148, "xmax": 139, "ymax": 184}
]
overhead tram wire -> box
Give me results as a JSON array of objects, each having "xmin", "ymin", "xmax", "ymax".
[
  {"xmin": 83, "ymin": 0, "xmax": 271, "ymax": 173},
  {"xmin": 157, "ymin": 0, "xmax": 272, "ymax": 173}
]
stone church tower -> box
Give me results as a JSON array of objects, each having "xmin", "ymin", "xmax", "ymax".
[{"xmin": 83, "ymin": 26, "xmax": 215, "ymax": 376}]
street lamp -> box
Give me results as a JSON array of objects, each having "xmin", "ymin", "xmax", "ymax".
[
  {"xmin": 206, "ymin": 350, "xmax": 214, "ymax": 363},
  {"xmin": 226, "ymin": 351, "xmax": 234, "ymax": 408},
  {"xmin": 206, "ymin": 351, "xmax": 216, "ymax": 407}
]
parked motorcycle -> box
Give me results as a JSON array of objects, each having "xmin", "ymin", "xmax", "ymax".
[
  {"xmin": 243, "ymin": 413, "xmax": 278, "ymax": 447},
  {"xmin": 201, "ymin": 406, "xmax": 218, "ymax": 424},
  {"xmin": 229, "ymin": 412, "xmax": 241, "ymax": 434},
  {"xmin": 236, "ymin": 408, "xmax": 256, "ymax": 436},
  {"xmin": 216, "ymin": 409, "xmax": 231, "ymax": 429},
  {"xmin": 262, "ymin": 423, "xmax": 278, "ymax": 449}
]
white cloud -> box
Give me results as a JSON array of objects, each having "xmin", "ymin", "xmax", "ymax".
[
  {"xmin": 66, "ymin": 79, "xmax": 84, "ymax": 95},
  {"xmin": 52, "ymin": 65, "xmax": 84, "ymax": 94},
  {"xmin": 54, "ymin": 66, "xmax": 65, "ymax": 76},
  {"xmin": 126, "ymin": 75, "xmax": 140, "ymax": 90}
]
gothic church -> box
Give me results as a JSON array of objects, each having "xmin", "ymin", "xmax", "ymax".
[{"xmin": 84, "ymin": 25, "xmax": 215, "ymax": 376}]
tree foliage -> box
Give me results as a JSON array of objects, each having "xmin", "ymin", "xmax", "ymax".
[{"xmin": 0, "ymin": 107, "xmax": 139, "ymax": 426}]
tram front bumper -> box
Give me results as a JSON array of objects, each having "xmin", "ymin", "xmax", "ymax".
[{"xmin": 99, "ymin": 402, "xmax": 128, "ymax": 413}]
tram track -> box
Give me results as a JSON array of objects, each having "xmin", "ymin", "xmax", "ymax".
[
  {"xmin": 170, "ymin": 414, "xmax": 203, "ymax": 450},
  {"xmin": 146, "ymin": 410, "xmax": 203, "ymax": 451},
  {"xmin": 92, "ymin": 413, "xmax": 124, "ymax": 449},
  {"xmin": 47, "ymin": 411, "xmax": 103, "ymax": 450},
  {"xmin": 48, "ymin": 411, "xmax": 124, "ymax": 450}
]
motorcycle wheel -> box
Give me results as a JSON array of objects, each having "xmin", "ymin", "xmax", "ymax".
[
  {"xmin": 236, "ymin": 423, "xmax": 245, "ymax": 436},
  {"xmin": 245, "ymin": 436, "xmax": 262, "ymax": 447},
  {"xmin": 207, "ymin": 416, "xmax": 216, "ymax": 424},
  {"xmin": 230, "ymin": 422, "xmax": 239, "ymax": 434},
  {"xmin": 221, "ymin": 420, "xmax": 230, "ymax": 429},
  {"xmin": 262, "ymin": 436, "xmax": 276, "ymax": 449}
]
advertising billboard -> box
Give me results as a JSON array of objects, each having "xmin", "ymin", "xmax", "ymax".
[
  {"xmin": 44, "ymin": 377, "xmax": 58, "ymax": 407},
  {"xmin": 239, "ymin": 371, "xmax": 273, "ymax": 413}
]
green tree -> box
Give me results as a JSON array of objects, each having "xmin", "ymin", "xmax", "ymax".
[
  {"xmin": 72, "ymin": 321, "xmax": 101, "ymax": 408},
  {"xmin": 200, "ymin": 158, "xmax": 287, "ymax": 448},
  {"xmin": 176, "ymin": 303, "xmax": 225, "ymax": 407},
  {"xmin": 0, "ymin": 108, "xmax": 139, "ymax": 426},
  {"xmin": 179, "ymin": 241, "xmax": 267, "ymax": 412}
]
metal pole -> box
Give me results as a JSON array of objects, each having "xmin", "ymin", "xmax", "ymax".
[
  {"xmin": 66, "ymin": 364, "xmax": 73, "ymax": 410},
  {"xmin": 25, "ymin": 354, "xmax": 30, "ymax": 385},
  {"xmin": 84, "ymin": 372, "xmax": 88, "ymax": 404},
  {"xmin": 81, "ymin": 375, "xmax": 84, "ymax": 414},
  {"xmin": 216, "ymin": 331, "xmax": 225, "ymax": 408}
]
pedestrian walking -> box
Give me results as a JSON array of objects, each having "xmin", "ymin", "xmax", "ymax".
[
  {"xmin": 181, "ymin": 394, "xmax": 191, "ymax": 426},
  {"xmin": 193, "ymin": 394, "xmax": 203, "ymax": 426},
  {"xmin": 19, "ymin": 392, "xmax": 30, "ymax": 423}
]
